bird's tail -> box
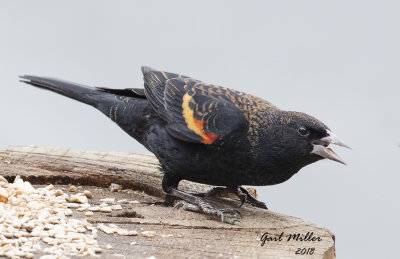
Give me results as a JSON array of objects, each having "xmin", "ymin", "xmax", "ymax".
[{"xmin": 20, "ymin": 75, "xmax": 112, "ymax": 108}]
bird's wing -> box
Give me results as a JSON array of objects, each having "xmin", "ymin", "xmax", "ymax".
[{"xmin": 142, "ymin": 67, "xmax": 248, "ymax": 144}]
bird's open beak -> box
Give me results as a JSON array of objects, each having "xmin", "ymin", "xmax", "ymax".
[{"xmin": 311, "ymin": 130, "xmax": 350, "ymax": 165}]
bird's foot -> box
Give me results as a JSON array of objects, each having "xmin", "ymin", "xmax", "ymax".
[
  {"xmin": 170, "ymin": 189, "xmax": 242, "ymax": 225},
  {"xmin": 174, "ymin": 200, "xmax": 242, "ymax": 225},
  {"xmin": 205, "ymin": 186, "xmax": 268, "ymax": 209}
]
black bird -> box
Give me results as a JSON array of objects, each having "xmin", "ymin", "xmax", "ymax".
[{"xmin": 20, "ymin": 67, "xmax": 349, "ymax": 224}]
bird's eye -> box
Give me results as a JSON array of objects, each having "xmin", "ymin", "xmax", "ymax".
[{"xmin": 298, "ymin": 127, "xmax": 309, "ymax": 137}]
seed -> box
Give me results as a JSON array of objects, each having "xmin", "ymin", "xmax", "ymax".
[
  {"xmin": 0, "ymin": 187, "xmax": 8, "ymax": 203},
  {"xmin": 111, "ymin": 205, "xmax": 123, "ymax": 211},
  {"xmin": 88, "ymin": 206, "xmax": 100, "ymax": 212},
  {"xmin": 83, "ymin": 190, "xmax": 92, "ymax": 199},
  {"xmin": 109, "ymin": 183, "xmax": 123, "ymax": 192},
  {"xmin": 0, "ymin": 176, "xmax": 8, "ymax": 184},
  {"xmin": 64, "ymin": 209, "xmax": 73, "ymax": 216},
  {"xmin": 141, "ymin": 231, "xmax": 156, "ymax": 237},
  {"xmin": 69, "ymin": 194, "xmax": 88, "ymax": 204},
  {"xmin": 44, "ymin": 184, "xmax": 54, "ymax": 191},
  {"xmin": 80, "ymin": 203, "xmax": 91, "ymax": 209},
  {"xmin": 76, "ymin": 226, "xmax": 86, "ymax": 233},
  {"xmin": 67, "ymin": 203, "xmax": 80, "ymax": 208},
  {"xmin": 98, "ymin": 224, "xmax": 115, "ymax": 234},
  {"xmin": 99, "ymin": 198, "xmax": 115, "ymax": 204},
  {"xmin": 99, "ymin": 207, "xmax": 112, "ymax": 213},
  {"xmin": 85, "ymin": 211, "xmax": 94, "ymax": 217},
  {"xmin": 69, "ymin": 185, "xmax": 77, "ymax": 192},
  {"xmin": 54, "ymin": 189, "xmax": 64, "ymax": 197},
  {"xmin": 99, "ymin": 202, "xmax": 108, "ymax": 208}
]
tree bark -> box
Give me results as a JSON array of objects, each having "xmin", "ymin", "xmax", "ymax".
[{"xmin": 0, "ymin": 146, "xmax": 335, "ymax": 259}]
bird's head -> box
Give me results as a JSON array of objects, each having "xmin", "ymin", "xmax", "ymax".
[{"xmin": 272, "ymin": 111, "xmax": 350, "ymax": 166}]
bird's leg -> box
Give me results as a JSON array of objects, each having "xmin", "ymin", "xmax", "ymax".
[
  {"xmin": 205, "ymin": 186, "xmax": 268, "ymax": 209},
  {"xmin": 170, "ymin": 188, "xmax": 242, "ymax": 225}
]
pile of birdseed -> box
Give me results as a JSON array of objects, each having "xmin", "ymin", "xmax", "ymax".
[
  {"xmin": 0, "ymin": 175, "xmax": 158, "ymax": 258},
  {"xmin": 0, "ymin": 175, "xmax": 101, "ymax": 258}
]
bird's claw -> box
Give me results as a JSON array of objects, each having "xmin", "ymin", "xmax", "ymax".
[
  {"xmin": 223, "ymin": 217, "xmax": 242, "ymax": 225},
  {"xmin": 250, "ymin": 199, "xmax": 268, "ymax": 210},
  {"xmin": 238, "ymin": 194, "xmax": 247, "ymax": 207},
  {"xmin": 173, "ymin": 200, "xmax": 184, "ymax": 209},
  {"xmin": 219, "ymin": 208, "xmax": 242, "ymax": 219},
  {"xmin": 238, "ymin": 187, "xmax": 268, "ymax": 209},
  {"xmin": 214, "ymin": 209, "xmax": 243, "ymax": 225},
  {"xmin": 174, "ymin": 200, "xmax": 201, "ymax": 212}
]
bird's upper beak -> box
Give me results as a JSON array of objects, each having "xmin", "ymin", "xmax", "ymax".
[{"xmin": 311, "ymin": 130, "xmax": 350, "ymax": 165}]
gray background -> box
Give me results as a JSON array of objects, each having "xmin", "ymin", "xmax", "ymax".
[{"xmin": 1, "ymin": 1, "xmax": 399, "ymax": 258}]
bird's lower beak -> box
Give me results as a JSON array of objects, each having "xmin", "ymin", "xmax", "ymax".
[{"xmin": 311, "ymin": 130, "xmax": 350, "ymax": 165}]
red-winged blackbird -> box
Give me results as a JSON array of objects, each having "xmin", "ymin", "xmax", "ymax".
[{"xmin": 20, "ymin": 67, "xmax": 349, "ymax": 224}]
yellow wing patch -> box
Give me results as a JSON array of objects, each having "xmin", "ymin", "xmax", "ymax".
[{"xmin": 182, "ymin": 93, "xmax": 219, "ymax": 144}]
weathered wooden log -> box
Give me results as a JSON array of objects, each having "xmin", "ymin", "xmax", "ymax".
[{"xmin": 0, "ymin": 146, "xmax": 335, "ymax": 259}]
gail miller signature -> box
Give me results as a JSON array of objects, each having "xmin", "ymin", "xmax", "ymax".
[{"xmin": 260, "ymin": 232, "xmax": 322, "ymax": 255}]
